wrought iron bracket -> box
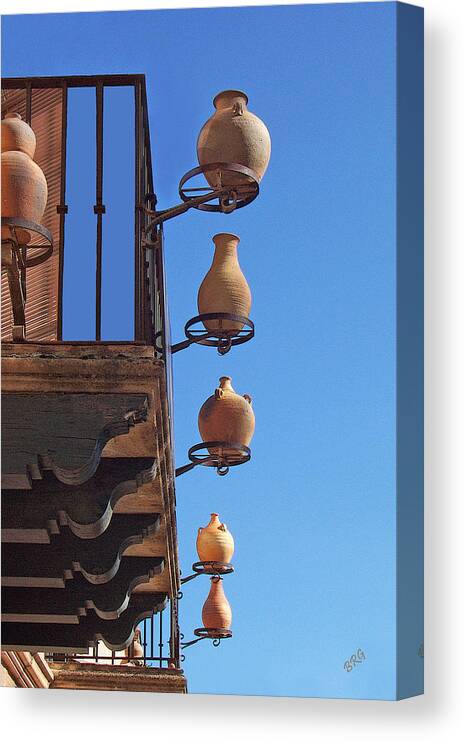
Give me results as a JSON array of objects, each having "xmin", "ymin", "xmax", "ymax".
[
  {"xmin": 167, "ymin": 313, "xmax": 254, "ymax": 356},
  {"xmin": 180, "ymin": 562, "xmax": 234, "ymax": 585},
  {"xmin": 181, "ymin": 628, "xmax": 232, "ymax": 651},
  {"xmin": 1, "ymin": 217, "xmax": 53, "ymax": 267},
  {"xmin": 141, "ymin": 162, "xmax": 259, "ymax": 243},
  {"xmin": 1, "ymin": 217, "xmax": 54, "ymax": 342},
  {"xmin": 175, "ymin": 441, "xmax": 251, "ymax": 478}
]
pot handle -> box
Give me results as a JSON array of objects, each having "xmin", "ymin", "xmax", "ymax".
[
  {"xmin": 215, "ymin": 387, "xmax": 224, "ymax": 399},
  {"xmin": 218, "ymin": 523, "xmax": 227, "ymax": 532},
  {"xmin": 233, "ymin": 101, "xmax": 244, "ymax": 117},
  {"xmin": 198, "ymin": 527, "xmax": 203, "ymax": 536},
  {"xmin": 243, "ymin": 394, "xmax": 252, "ymax": 404}
]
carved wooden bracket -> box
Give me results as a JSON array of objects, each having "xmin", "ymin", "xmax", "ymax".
[
  {"xmin": 2, "ymin": 457, "xmax": 160, "ymax": 543},
  {"xmin": 2, "ymin": 514, "xmax": 160, "ymax": 588},
  {"xmin": 2, "ymin": 556, "xmax": 165, "ymax": 622},
  {"xmin": 1, "ymin": 392, "xmax": 149, "ymax": 489},
  {"xmin": 1, "ymin": 594, "xmax": 168, "ymax": 653}
]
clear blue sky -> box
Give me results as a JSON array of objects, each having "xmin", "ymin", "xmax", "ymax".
[{"xmin": 2, "ymin": 2, "xmax": 399, "ymax": 699}]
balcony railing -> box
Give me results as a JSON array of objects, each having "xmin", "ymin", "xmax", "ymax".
[
  {"xmin": 3, "ymin": 75, "xmax": 179, "ymax": 668},
  {"xmin": 2, "ymin": 74, "xmax": 169, "ymax": 355},
  {"xmin": 45, "ymin": 597, "xmax": 181, "ymax": 669}
]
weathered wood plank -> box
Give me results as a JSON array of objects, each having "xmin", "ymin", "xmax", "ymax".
[
  {"xmin": 2, "ymin": 557, "xmax": 165, "ymax": 622},
  {"xmin": 1, "ymin": 393, "xmax": 149, "ymax": 489},
  {"xmin": 1, "ymin": 514, "xmax": 160, "ymax": 587},
  {"xmin": 1, "ymin": 458, "xmax": 160, "ymax": 542},
  {"xmin": 1, "ymin": 593, "xmax": 167, "ymax": 652},
  {"xmin": 48, "ymin": 662, "xmax": 187, "ymax": 693}
]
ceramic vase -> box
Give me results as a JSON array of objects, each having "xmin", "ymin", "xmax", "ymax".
[
  {"xmin": 197, "ymin": 513, "xmax": 235, "ymax": 567},
  {"xmin": 197, "ymin": 233, "xmax": 251, "ymax": 333},
  {"xmin": 202, "ymin": 577, "xmax": 232, "ymax": 634},
  {"xmin": 1, "ymin": 113, "xmax": 48, "ymax": 244},
  {"xmin": 197, "ymin": 90, "xmax": 271, "ymax": 187},
  {"xmin": 198, "ymin": 376, "xmax": 255, "ymax": 457},
  {"xmin": 120, "ymin": 629, "xmax": 144, "ymax": 666}
]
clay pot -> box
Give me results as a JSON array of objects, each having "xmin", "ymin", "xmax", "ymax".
[
  {"xmin": 197, "ymin": 90, "xmax": 271, "ymax": 187},
  {"xmin": 120, "ymin": 628, "xmax": 144, "ymax": 666},
  {"xmin": 197, "ymin": 513, "xmax": 235, "ymax": 567},
  {"xmin": 198, "ymin": 376, "xmax": 255, "ymax": 457},
  {"xmin": 1, "ymin": 113, "xmax": 48, "ymax": 244},
  {"xmin": 202, "ymin": 577, "xmax": 232, "ymax": 635},
  {"xmin": 197, "ymin": 233, "xmax": 251, "ymax": 333},
  {"xmin": 1, "ymin": 112, "xmax": 36, "ymax": 157}
]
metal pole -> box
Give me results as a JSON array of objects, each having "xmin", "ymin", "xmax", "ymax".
[
  {"xmin": 57, "ymin": 82, "xmax": 68, "ymax": 341},
  {"xmin": 94, "ymin": 82, "xmax": 104, "ymax": 341},
  {"xmin": 134, "ymin": 81, "xmax": 143, "ymax": 341}
]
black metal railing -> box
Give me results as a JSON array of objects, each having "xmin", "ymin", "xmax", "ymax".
[
  {"xmin": 45, "ymin": 596, "xmax": 180, "ymax": 669},
  {"xmin": 2, "ymin": 74, "xmax": 167, "ymax": 352},
  {"xmin": 4, "ymin": 75, "xmax": 179, "ymax": 668}
]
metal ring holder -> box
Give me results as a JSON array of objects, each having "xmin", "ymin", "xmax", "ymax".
[
  {"xmin": 167, "ymin": 313, "xmax": 254, "ymax": 356},
  {"xmin": 180, "ymin": 562, "xmax": 234, "ymax": 586},
  {"xmin": 1, "ymin": 217, "xmax": 54, "ymax": 341},
  {"xmin": 142, "ymin": 163, "xmax": 259, "ymax": 241},
  {"xmin": 178, "ymin": 162, "xmax": 259, "ymax": 212},
  {"xmin": 181, "ymin": 628, "xmax": 232, "ymax": 651},
  {"xmin": 175, "ymin": 441, "xmax": 251, "ymax": 478}
]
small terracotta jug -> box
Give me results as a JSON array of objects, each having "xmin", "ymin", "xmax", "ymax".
[
  {"xmin": 197, "ymin": 90, "xmax": 271, "ymax": 187},
  {"xmin": 198, "ymin": 376, "xmax": 255, "ymax": 457},
  {"xmin": 120, "ymin": 628, "xmax": 144, "ymax": 666},
  {"xmin": 1, "ymin": 112, "xmax": 36, "ymax": 156},
  {"xmin": 1, "ymin": 113, "xmax": 48, "ymax": 244},
  {"xmin": 202, "ymin": 577, "xmax": 232, "ymax": 634},
  {"xmin": 197, "ymin": 513, "xmax": 235, "ymax": 566},
  {"xmin": 197, "ymin": 233, "xmax": 251, "ymax": 333}
]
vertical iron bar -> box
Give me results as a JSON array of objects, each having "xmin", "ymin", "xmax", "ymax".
[
  {"xmin": 170, "ymin": 597, "xmax": 180, "ymax": 668},
  {"xmin": 20, "ymin": 83, "xmax": 33, "ymax": 310},
  {"xmin": 150, "ymin": 614, "xmax": 154, "ymax": 667},
  {"xmin": 57, "ymin": 82, "xmax": 68, "ymax": 341},
  {"xmin": 134, "ymin": 81, "xmax": 143, "ymax": 341},
  {"xmin": 169, "ymin": 598, "xmax": 174, "ymax": 667},
  {"xmin": 25, "ymin": 82, "xmax": 32, "ymax": 125},
  {"xmin": 159, "ymin": 609, "xmax": 163, "ymax": 669},
  {"xmin": 94, "ymin": 83, "xmax": 104, "ymax": 341},
  {"xmin": 143, "ymin": 618, "xmax": 148, "ymax": 667},
  {"xmin": 141, "ymin": 82, "xmax": 158, "ymax": 348}
]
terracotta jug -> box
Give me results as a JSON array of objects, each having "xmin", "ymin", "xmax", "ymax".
[
  {"xmin": 1, "ymin": 113, "xmax": 48, "ymax": 244},
  {"xmin": 198, "ymin": 376, "xmax": 255, "ymax": 457},
  {"xmin": 197, "ymin": 90, "xmax": 271, "ymax": 187},
  {"xmin": 202, "ymin": 577, "xmax": 232, "ymax": 634},
  {"xmin": 1, "ymin": 112, "xmax": 36, "ymax": 157},
  {"xmin": 197, "ymin": 513, "xmax": 235, "ymax": 566},
  {"xmin": 120, "ymin": 628, "xmax": 144, "ymax": 666},
  {"xmin": 197, "ymin": 233, "xmax": 251, "ymax": 333}
]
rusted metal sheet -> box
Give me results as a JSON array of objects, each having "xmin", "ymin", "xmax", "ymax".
[{"xmin": 2, "ymin": 87, "xmax": 62, "ymax": 341}]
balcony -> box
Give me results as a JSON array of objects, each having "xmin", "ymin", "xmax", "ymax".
[{"xmin": 1, "ymin": 75, "xmax": 184, "ymax": 691}]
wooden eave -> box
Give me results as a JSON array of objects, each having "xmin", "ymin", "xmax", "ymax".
[{"xmin": 1, "ymin": 342, "xmax": 179, "ymax": 652}]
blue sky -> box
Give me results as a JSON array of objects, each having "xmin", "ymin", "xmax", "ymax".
[{"xmin": 2, "ymin": 2, "xmax": 400, "ymax": 699}]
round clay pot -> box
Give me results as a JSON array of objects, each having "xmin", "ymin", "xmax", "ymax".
[
  {"xmin": 1, "ymin": 114, "xmax": 47, "ymax": 244},
  {"xmin": 197, "ymin": 233, "xmax": 251, "ymax": 333},
  {"xmin": 131, "ymin": 629, "xmax": 144, "ymax": 665},
  {"xmin": 1, "ymin": 150, "xmax": 48, "ymax": 243},
  {"xmin": 1, "ymin": 113, "xmax": 36, "ymax": 157},
  {"xmin": 197, "ymin": 90, "xmax": 271, "ymax": 187},
  {"xmin": 202, "ymin": 577, "xmax": 232, "ymax": 634},
  {"xmin": 120, "ymin": 628, "xmax": 144, "ymax": 666},
  {"xmin": 197, "ymin": 513, "xmax": 235, "ymax": 566},
  {"xmin": 198, "ymin": 376, "xmax": 255, "ymax": 457}
]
